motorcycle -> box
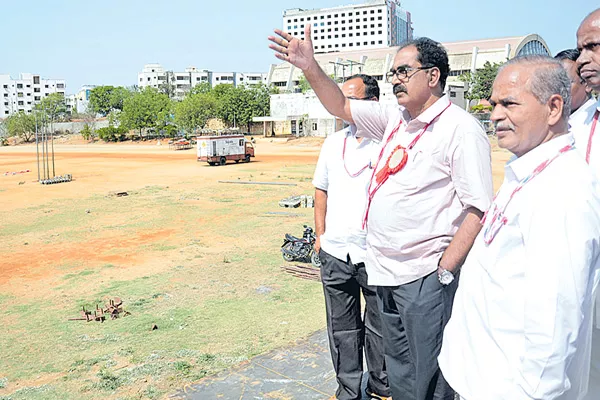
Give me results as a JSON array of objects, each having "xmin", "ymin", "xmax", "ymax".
[{"xmin": 281, "ymin": 225, "xmax": 321, "ymax": 267}]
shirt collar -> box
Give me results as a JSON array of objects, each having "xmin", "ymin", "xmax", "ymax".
[
  {"xmin": 414, "ymin": 94, "xmax": 451, "ymax": 125},
  {"xmin": 569, "ymin": 97, "xmax": 599, "ymax": 127},
  {"xmin": 505, "ymin": 134, "xmax": 574, "ymax": 182}
]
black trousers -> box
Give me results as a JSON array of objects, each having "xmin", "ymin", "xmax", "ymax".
[
  {"xmin": 320, "ymin": 249, "xmax": 389, "ymax": 400},
  {"xmin": 377, "ymin": 270, "xmax": 458, "ymax": 400}
]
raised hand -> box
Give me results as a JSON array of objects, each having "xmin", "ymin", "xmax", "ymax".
[{"xmin": 268, "ymin": 24, "xmax": 315, "ymax": 71}]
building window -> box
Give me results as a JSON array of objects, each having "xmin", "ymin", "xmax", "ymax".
[
  {"xmin": 33, "ymin": 76, "xmax": 40, "ymax": 84},
  {"xmin": 147, "ymin": 77, "xmax": 151, "ymax": 81},
  {"xmin": 307, "ymin": 17, "xmax": 311, "ymax": 21},
  {"xmin": 348, "ymin": 12, "xmax": 352, "ymax": 16},
  {"xmin": 18, "ymin": 101, "xmax": 23, "ymax": 105},
  {"xmin": 378, "ymin": 9, "xmax": 382, "ymax": 13},
  {"xmin": 364, "ymin": 42, "xmax": 368, "ymax": 45},
  {"xmin": 34, "ymin": 96, "xmax": 40, "ymax": 101},
  {"xmin": 17, "ymin": 93, "xmax": 23, "ymax": 97},
  {"xmin": 349, "ymin": 33, "xmax": 353, "ymax": 37},
  {"xmin": 378, "ymin": 40, "xmax": 383, "ymax": 44},
  {"xmin": 328, "ymin": 35, "xmax": 331, "ymax": 39},
  {"xmin": 363, "ymin": 18, "xmax": 368, "ymax": 21},
  {"xmin": 334, "ymin": 14, "xmax": 338, "ymax": 17},
  {"xmin": 17, "ymin": 84, "xmax": 23, "ymax": 89},
  {"xmin": 335, "ymin": 44, "xmax": 338, "ymax": 48},
  {"xmin": 334, "ymin": 20, "xmax": 338, "ymax": 24},
  {"xmin": 327, "ymin": 14, "xmax": 331, "ymax": 18},
  {"xmin": 378, "ymin": 16, "xmax": 382, "ymax": 20},
  {"xmin": 300, "ymin": 18, "xmax": 304, "ymax": 21},
  {"xmin": 371, "ymin": 41, "xmax": 375, "ymax": 44},
  {"xmin": 27, "ymin": 93, "xmax": 31, "ymax": 96},
  {"xmin": 335, "ymin": 34, "xmax": 338, "ymax": 38},
  {"xmin": 363, "ymin": 11, "xmax": 367, "ymax": 14},
  {"xmin": 371, "ymin": 10, "xmax": 375, "ymax": 13},
  {"xmin": 321, "ymin": 36, "xmax": 325, "ymax": 39},
  {"xmin": 450, "ymin": 91, "xmax": 456, "ymax": 98},
  {"xmin": 335, "ymin": 27, "xmax": 338, "ymax": 31},
  {"xmin": 328, "ymin": 45, "xmax": 332, "ymax": 48},
  {"xmin": 342, "ymin": 34, "xmax": 346, "ymax": 37},
  {"xmin": 328, "ymin": 28, "xmax": 331, "ymax": 32},
  {"xmin": 321, "ymin": 15, "xmax": 324, "ymax": 19},
  {"xmin": 327, "ymin": 21, "xmax": 331, "ymax": 25},
  {"xmin": 378, "ymin": 31, "xmax": 382, "ymax": 34},
  {"xmin": 342, "ymin": 27, "xmax": 345, "ymax": 31},
  {"xmin": 356, "ymin": 42, "xmax": 360, "ymax": 46},
  {"xmin": 342, "ymin": 43, "xmax": 346, "ymax": 47},
  {"xmin": 294, "ymin": 18, "xmax": 297, "ymax": 22},
  {"xmin": 320, "ymin": 22, "xmax": 324, "ymax": 26},
  {"xmin": 2, "ymin": 85, "xmax": 7, "ymax": 88},
  {"xmin": 57, "ymin": 83, "xmax": 65, "ymax": 89},
  {"xmin": 356, "ymin": 32, "xmax": 360, "ymax": 36},
  {"xmin": 4, "ymin": 111, "xmax": 8, "ymax": 114}
]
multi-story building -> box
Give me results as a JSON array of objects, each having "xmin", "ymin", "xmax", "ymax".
[
  {"xmin": 282, "ymin": 0, "xmax": 412, "ymax": 54},
  {"xmin": 138, "ymin": 64, "xmax": 267, "ymax": 98},
  {"xmin": 65, "ymin": 85, "xmax": 96, "ymax": 114},
  {"xmin": 0, "ymin": 73, "xmax": 66, "ymax": 117}
]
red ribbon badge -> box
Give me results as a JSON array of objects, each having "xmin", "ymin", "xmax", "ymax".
[{"xmin": 375, "ymin": 144, "xmax": 408, "ymax": 184}]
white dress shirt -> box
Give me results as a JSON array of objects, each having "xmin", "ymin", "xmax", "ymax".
[
  {"xmin": 350, "ymin": 94, "xmax": 493, "ymax": 286},
  {"xmin": 571, "ymin": 97, "xmax": 600, "ymax": 172},
  {"xmin": 312, "ymin": 126, "xmax": 380, "ymax": 264},
  {"xmin": 439, "ymin": 134, "xmax": 600, "ymax": 400}
]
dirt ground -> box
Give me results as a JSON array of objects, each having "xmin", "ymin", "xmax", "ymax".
[{"xmin": 0, "ymin": 135, "xmax": 510, "ymax": 399}]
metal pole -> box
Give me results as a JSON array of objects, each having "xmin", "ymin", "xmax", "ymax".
[
  {"xmin": 51, "ymin": 116, "xmax": 55, "ymax": 177},
  {"xmin": 35, "ymin": 113, "xmax": 40, "ymax": 182},
  {"xmin": 44, "ymin": 113, "xmax": 50, "ymax": 180}
]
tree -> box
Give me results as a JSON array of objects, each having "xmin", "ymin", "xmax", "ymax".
[
  {"xmin": 88, "ymin": 86, "xmax": 131, "ymax": 116},
  {"xmin": 174, "ymin": 92, "xmax": 218, "ymax": 134},
  {"xmin": 5, "ymin": 111, "xmax": 36, "ymax": 142},
  {"xmin": 297, "ymin": 74, "xmax": 312, "ymax": 93},
  {"xmin": 189, "ymin": 82, "xmax": 212, "ymax": 96},
  {"xmin": 459, "ymin": 61, "xmax": 502, "ymax": 103},
  {"xmin": 36, "ymin": 93, "xmax": 67, "ymax": 123},
  {"xmin": 120, "ymin": 87, "xmax": 171, "ymax": 137}
]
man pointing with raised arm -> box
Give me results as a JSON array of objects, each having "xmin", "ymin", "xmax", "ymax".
[{"xmin": 270, "ymin": 26, "xmax": 493, "ymax": 400}]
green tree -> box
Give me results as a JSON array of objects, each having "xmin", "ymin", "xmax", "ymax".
[
  {"xmin": 5, "ymin": 111, "xmax": 36, "ymax": 142},
  {"xmin": 297, "ymin": 74, "xmax": 312, "ymax": 93},
  {"xmin": 36, "ymin": 93, "xmax": 67, "ymax": 123},
  {"xmin": 174, "ymin": 92, "xmax": 218, "ymax": 134},
  {"xmin": 189, "ymin": 82, "xmax": 212, "ymax": 96},
  {"xmin": 120, "ymin": 87, "xmax": 171, "ymax": 138},
  {"xmin": 459, "ymin": 61, "xmax": 503, "ymax": 103},
  {"xmin": 88, "ymin": 86, "xmax": 131, "ymax": 116}
]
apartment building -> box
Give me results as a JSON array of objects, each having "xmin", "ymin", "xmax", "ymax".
[
  {"xmin": 282, "ymin": 0, "xmax": 413, "ymax": 54},
  {"xmin": 0, "ymin": 73, "xmax": 66, "ymax": 117}
]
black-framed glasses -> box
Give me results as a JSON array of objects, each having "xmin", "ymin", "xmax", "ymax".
[{"xmin": 385, "ymin": 64, "xmax": 435, "ymax": 82}]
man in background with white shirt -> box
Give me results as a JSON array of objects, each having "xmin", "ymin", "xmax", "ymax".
[
  {"xmin": 575, "ymin": 8, "xmax": 600, "ymax": 169},
  {"xmin": 313, "ymin": 74, "xmax": 390, "ymax": 400},
  {"xmin": 439, "ymin": 55, "xmax": 600, "ymax": 400},
  {"xmin": 555, "ymin": 49, "xmax": 594, "ymax": 121}
]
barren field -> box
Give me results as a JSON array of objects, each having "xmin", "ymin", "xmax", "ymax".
[{"xmin": 0, "ymin": 136, "xmax": 510, "ymax": 400}]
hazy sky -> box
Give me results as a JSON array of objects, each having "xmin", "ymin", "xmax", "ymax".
[{"xmin": 1, "ymin": 0, "xmax": 594, "ymax": 92}]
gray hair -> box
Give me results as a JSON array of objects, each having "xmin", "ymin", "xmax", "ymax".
[{"xmin": 498, "ymin": 55, "xmax": 571, "ymax": 120}]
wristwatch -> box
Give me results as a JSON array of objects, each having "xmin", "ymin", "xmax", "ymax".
[{"xmin": 437, "ymin": 265, "xmax": 455, "ymax": 286}]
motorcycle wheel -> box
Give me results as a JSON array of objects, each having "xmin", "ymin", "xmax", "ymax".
[
  {"xmin": 282, "ymin": 252, "xmax": 295, "ymax": 262},
  {"xmin": 311, "ymin": 251, "xmax": 321, "ymax": 268},
  {"xmin": 282, "ymin": 243, "xmax": 295, "ymax": 262}
]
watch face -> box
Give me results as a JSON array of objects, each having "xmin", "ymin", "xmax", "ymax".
[{"xmin": 439, "ymin": 271, "xmax": 454, "ymax": 285}]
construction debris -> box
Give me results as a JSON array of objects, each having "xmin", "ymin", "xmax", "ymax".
[
  {"xmin": 68, "ymin": 297, "xmax": 130, "ymax": 323},
  {"xmin": 40, "ymin": 174, "xmax": 72, "ymax": 185},
  {"xmin": 218, "ymin": 180, "xmax": 297, "ymax": 186},
  {"xmin": 280, "ymin": 264, "xmax": 321, "ymax": 282},
  {"xmin": 279, "ymin": 195, "xmax": 314, "ymax": 208},
  {"xmin": 4, "ymin": 169, "xmax": 30, "ymax": 176}
]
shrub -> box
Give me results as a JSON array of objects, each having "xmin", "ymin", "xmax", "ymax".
[
  {"xmin": 470, "ymin": 104, "xmax": 493, "ymax": 113},
  {"xmin": 80, "ymin": 124, "xmax": 94, "ymax": 140},
  {"xmin": 97, "ymin": 126, "xmax": 128, "ymax": 142}
]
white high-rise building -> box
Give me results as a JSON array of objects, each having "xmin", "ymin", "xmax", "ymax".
[
  {"xmin": 282, "ymin": 0, "xmax": 413, "ymax": 54},
  {"xmin": 137, "ymin": 64, "xmax": 267, "ymax": 98},
  {"xmin": 0, "ymin": 73, "xmax": 66, "ymax": 117}
]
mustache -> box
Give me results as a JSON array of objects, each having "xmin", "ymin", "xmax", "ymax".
[
  {"xmin": 495, "ymin": 122, "xmax": 515, "ymax": 131},
  {"xmin": 393, "ymin": 84, "xmax": 407, "ymax": 95}
]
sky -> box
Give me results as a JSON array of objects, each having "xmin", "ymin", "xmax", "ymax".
[{"xmin": 1, "ymin": 0, "xmax": 595, "ymax": 93}]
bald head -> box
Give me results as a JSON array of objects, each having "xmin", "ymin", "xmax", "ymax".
[{"xmin": 577, "ymin": 8, "xmax": 600, "ymax": 89}]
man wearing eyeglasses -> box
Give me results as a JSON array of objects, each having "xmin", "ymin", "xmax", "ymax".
[
  {"xmin": 313, "ymin": 74, "xmax": 390, "ymax": 400},
  {"xmin": 269, "ymin": 28, "xmax": 493, "ymax": 400},
  {"xmin": 439, "ymin": 55, "xmax": 600, "ymax": 400}
]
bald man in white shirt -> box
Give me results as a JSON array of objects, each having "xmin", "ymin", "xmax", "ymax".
[{"xmin": 439, "ymin": 55, "xmax": 600, "ymax": 400}]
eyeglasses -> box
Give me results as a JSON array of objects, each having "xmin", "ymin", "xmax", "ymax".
[
  {"xmin": 346, "ymin": 96, "xmax": 370, "ymax": 100},
  {"xmin": 385, "ymin": 64, "xmax": 434, "ymax": 82}
]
